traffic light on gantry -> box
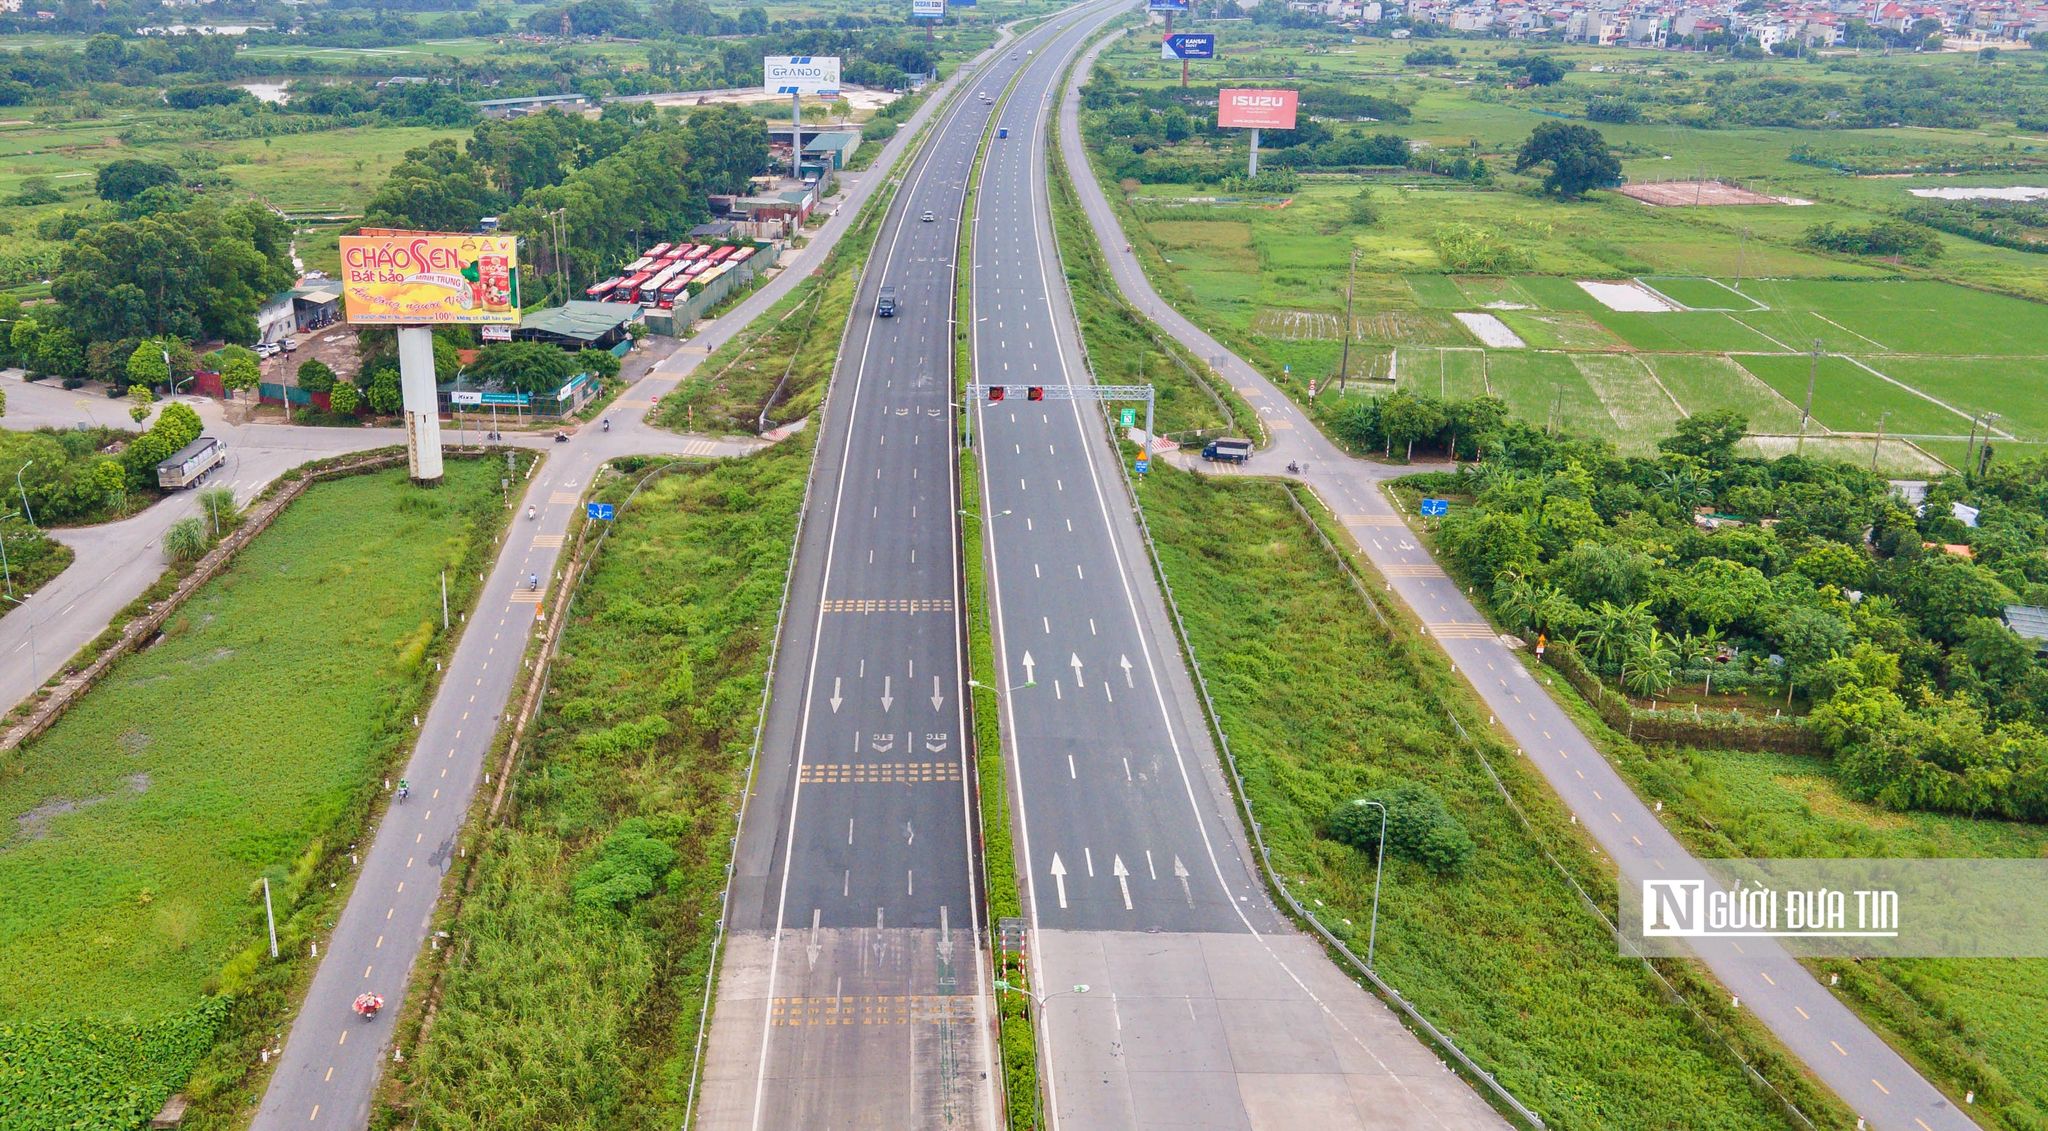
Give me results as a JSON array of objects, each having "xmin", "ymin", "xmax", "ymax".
[
  {"xmin": 1027, "ymin": 386, "xmax": 1044, "ymax": 401},
  {"xmin": 987, "ymin": 386, "xmax": 1005, "ymax": 403}
]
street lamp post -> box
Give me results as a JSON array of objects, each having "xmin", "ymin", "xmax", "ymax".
[
  {"xmin": 14, "ymin": 460, "xmax": 34, "ymax": 530},
  {"xmin": 0, "ymin": 508, "xmax": 15, "ymax": 598},
  {"xmin": 991, "ymin": 979, "xmax": 1088, "ymax": 1008},
  {"xmin": 1359, "ymin": 799, "xmax": 1388, "ymax": 971}
]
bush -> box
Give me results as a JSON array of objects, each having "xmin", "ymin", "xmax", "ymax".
[
  {"xmin": 1586, "ymin": 96, "xmax": 1642, "ymax": 124},
  {"xmin": 1328, "ymin": 780, "xmax": 1476, "ymax": 876},
  {"xmin": 571, "ymin": 818, "xmax": 679, "ymax": 911},
  {"xmin": 164, "ymin": 517, "xmax": 207, "ymax": 563}
]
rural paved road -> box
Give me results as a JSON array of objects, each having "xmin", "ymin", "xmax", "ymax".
[
  {"xmin": 1056, "ymin": 29, "xmax": 1977, "ymax": 1131},
  {"xmin": 247, "ymin": 19, "xmax": 1030, "ymax": 1131}
]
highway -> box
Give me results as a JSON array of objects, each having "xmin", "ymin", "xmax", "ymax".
[
  {"xmin": 242, "ymin": 40, "xmax": 988, "ymax": 1126},
  {"xmin": 1055, "ymin": 29, "xmax": 1977, "ymax": 1131},
  {"xmin": 689, "ymin": 13, "xmax": 1097, "ymax": 1128},
  {"xmin": 963, "ymin": 8, "xmax": 1508, "ymax": 1129}
]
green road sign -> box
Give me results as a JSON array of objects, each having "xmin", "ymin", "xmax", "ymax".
[{"xmin": 1120, "ymin": 407, "xmax": 1136, "ymax": 428}]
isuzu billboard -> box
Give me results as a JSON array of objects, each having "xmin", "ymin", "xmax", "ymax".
[{"xmin": 1217, "ymin": 88, "xmax": 1299, "ymax": 130}]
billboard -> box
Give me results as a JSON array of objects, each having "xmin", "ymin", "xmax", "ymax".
[
  {"xmin": 911, "ymin": 0, "xmax": 945, "ymax": 17},
  {"xmin": 1162, "ymin": 33, "xmax": 1215, "ymax": 60},
  {"xmin": 763, "ymin": 55, "xmax": 841, "ymax": 95},
  {"xmin": 1146, "ymin": 0, "xmax": 1190, "ymax": 11},
  {"xmin": 339, "ymin": 232, "xmax": 519, "ymax": 326},
  {"xmin": 1217, "ymin": 88, "xmax": 1299, "ymax": 130}
]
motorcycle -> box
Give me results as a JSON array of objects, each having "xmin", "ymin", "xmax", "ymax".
[
  {"xmin": 353, "ymin": 993, "xmax": 384, "ymax": 1020},
  {"xmin": 553, "ymin": 431, "xmax": 569, "ymax": 444},
  {"xmin": 602, "ymin": 419, "xmax": 611, "ymax": 432},
  {"xmin": 1287, "ymin": 461, "xmax": 1300, "ymax": 474},
  {"xmin": 527, "ymin": 505, "xmax": 537, "ymax": 521}
]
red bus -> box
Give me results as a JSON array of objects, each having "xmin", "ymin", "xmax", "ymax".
[
  {"xmin": 704, "ymin": 245, "xmax": 735, "ymax": 265},
  {"xmin": 645, "ymin": 242, "xmax": 672, "ymax": 260},
  {"xmin": 613, "ymin": 271, "xmax": 651, "ymax": 301},
  {"xmin": 585, "ymin": 276, "xmax": 624, "ymax": 300},
  {"xmin": 662, "ymin": 243, "xmax": 694, "ymax": 261},
  {"xmin": 657, "ymin": 276, "xmax": 689, "ymax": 308},
  {"xmin": 681, "ymin": 244, "xmax": 710, "ymax": 261},
  {"xmin": 727, "ymin": 246, "xmax": 756, "ymax": 264}
]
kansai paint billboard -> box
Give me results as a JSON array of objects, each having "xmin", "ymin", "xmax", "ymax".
[
  {"xmin": 1217, "ymin": 88, "xmax": 1299, "ymax": 130},
  {"xmin": 339, "ymin": 231, "xmax": 519, "ymax": 325}
]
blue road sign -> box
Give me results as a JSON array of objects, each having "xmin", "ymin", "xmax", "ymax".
[
  {"xmin": 587, "ymin": 502, "xmax": 615, "ymax": 521},
  {"xmin": 1420, "ymin": 498, "xmax": 1449, "ymax": 517},
  {"xmin": 1134, "ymin": 458, "xmax": 1151, "ymax": 474},
  {"xmin": 1162, "ymin": 33, "xmax": 1216, "ymax": 60}
]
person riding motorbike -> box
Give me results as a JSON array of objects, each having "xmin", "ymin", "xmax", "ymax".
[
  {"xmin": 528, "ymin": 572, "xmax": 539, "ymax": 591},
  {"xmin": 602, "ymin": 418, "xmax": 611, "ymax": 432},
  {"xmin": 397, "ymin": 778, "xmax": 409, "ymax": 801},
  {"xmin": 527, "ymin": 504, "xmax": 536, "ymax": 521}
]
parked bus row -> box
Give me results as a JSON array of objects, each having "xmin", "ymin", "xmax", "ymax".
[{"xmin": 583, "ymin": 242, "xmax": 760, "ymax": 309}]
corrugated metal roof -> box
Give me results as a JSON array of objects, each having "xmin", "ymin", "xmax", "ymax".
[
  {"xmin": 515, "ymin": 300, "xmax": 635, "ymax": 341},
  {"xmin": 2004, "ymin": 605, "xmax": 2048, "ymax": 643}
]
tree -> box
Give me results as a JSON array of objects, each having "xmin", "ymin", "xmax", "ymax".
[
  {"xmin": 1523, "ymin": 55, "xmax": 1568, "ymax": 85},
  {"xmin": 360, "ymin": 139, "xmax": 507, "ymax": 234},
  {"xmin": 126, "ymin": 341, "xmax": 171, "ymax": 389},
  {"xmin": 219, "ymin": 353, "xmax": 260, "ymax": 393},
  {"xmin": 12, "ymin": 176, "xmax": 61, "ymax": 206},
  {"xmin": 327, "ymin": 381, "xmax": 361, "ymax": 415},
  {"xmin": 1328, "ymin": 780, "xmax": 1474, "ymax": 876},
  {"xmin": 367, "ymin": 369, "xmax": 404, "ymax": 415},
  {"xmin": 1657, "ymin": 409, "xmax": 1747, "ymax": 467},
  {"xmin": 295, "ymin": 359, "xmax": 337, "ymax": 394},
  {"xmin": 1513, "ymin": 122, "xmax": 1622, "ymax": 200},
  {"xmin": 54, "ymin": 200, "xmax": 295, "ymax": 343},
  {"xmin": 1621, "ymin": 631, "xmax": 1677, "ymax": 697},
  {"xmin": 1585, "ymin": 96, "xmax": 1642, "ymax": 124},
  {"xmin": 126, "ymin": 383, "xmax": 155, "ymax": 425},
  {"xmin": 467, "ymin": 341, "xmax": 581, "ymax": 395},
  {"xmin": 96, "ymin": 158, "xmax": 180, "ymax": 203},
  {"xmin": 577, "ymin": 348, "xmax": 621, "ymax": 381},
  {"xmin": 1346, "ymin": 188, "xmax": 1380, "ymax": 227}
]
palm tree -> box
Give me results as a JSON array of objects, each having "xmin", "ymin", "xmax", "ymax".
[
  {"xmin": 1493, "ymin": 573, "xmax": 1540, "ymax": 632},
  {"xmin": 1653, "ymin": 465, "xmax": 1712, "ymax": 510},
  {"xmin": 1622, "ymin": 630, "xmax": 1677, "ymax": 698},
  {"xmin": 1578, "ymin": 600, "xmax": 1655, "ymax": 671}
]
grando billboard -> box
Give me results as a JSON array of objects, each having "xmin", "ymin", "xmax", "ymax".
[
  {"xmin": 763, "ymin": 55, "xmax": 841, "ymax": 95},
  {"xmin": 1217, "ymin": 88, "xmax": 1299, "ymax": 131},
  {"xmin": 339, "ymin": 232, "xmax": 519, "ymax": 326},
  {"xmin": 1146, "ymin": 0, "xmax": 1191, "ymax": 11},
  {"xmin": 1162, "ymin": 32, "xmax": 1215, "ymax": 60},
  {"xmin": 911, "ymin": 0, "xmax": 944, "ymax": 18}
]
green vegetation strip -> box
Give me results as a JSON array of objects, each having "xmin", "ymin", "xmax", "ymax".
[
  {"xmin": 960, "ymin": 40, "xmax": 1038, "ymax": 1130},
  {"xmin": 0, "ymin": 459, "xmax": 514, "ymax": 1130},
  {"xmin": 385, "ymin": 441, "xmax": 807, "ymax": 1128}
]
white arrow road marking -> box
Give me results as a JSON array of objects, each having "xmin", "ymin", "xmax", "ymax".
[
  {"xmin": 1050, "ymin": 853, "xmax": 1068, "ymax": 910},
  {"xmin": 1112, "ymin": 855, "xmax": 1132, "ymax": 911},
  {"xmin": 931, "ymin": 676, "xmax": 944, "ymax": 711},
  {"xmin": 1173, "ymin": 856, "xmax": 1193, "ymax": 907},
  {"xmin": 1069, "ymin": 652, "xmax": 1085, "ymax": 687},
  {"xmin": 1021, "ymin": 651, "xmax": 1036, "ymax": 683},
  {"xmin": 937, "ymin": 905, "xmax": 953, "ymax": 965},
  {"xmin": 830, "ymin": 677, "xmax": 843, "ymax": 713},
  {"xmin": 1120, "ymin": 654, "xmax": 1134, "ymax": 687},
  {"xmin": 880, "ymin": 675, "xmax": 894, "ymax": 712},
  {"xmin": 807, "ymin": 908, "xmax": 822, "ymax": 970}
]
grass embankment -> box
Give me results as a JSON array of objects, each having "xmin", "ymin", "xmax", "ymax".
[
  {"xmin": 1535, "ymin": 673, "xmax": 2048, "ymax": 1129},
  {"xmin": 386, "ymin": 441, "xmax": 807, "ymax": 1128},
  {"xmin": 1135, "ymin": 464, "xmax": 1850, "ymax": 1130},
  {"xmin": 655, "ymin": 137, "xmax": 896, "ymax": 435},
  {"xmin": 0, "ymin": 522, "xmax": 71, "ymax": 617},
  {"xmin": 0, "ymin": 458, "xmax": 512, "ymax": 1130}
]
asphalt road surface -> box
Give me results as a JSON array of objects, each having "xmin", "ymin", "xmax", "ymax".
[
  {"xmin": 1056, "ymin": 29, "xmax": 1976, "ymax": 1131},
  {"xmin": 692, "ymin": 15, "xmax": 1108, "ymax": 1129},
  {"xmin": 961, "ymin": 9, "xmax": 1507, "ymax": 1129}
]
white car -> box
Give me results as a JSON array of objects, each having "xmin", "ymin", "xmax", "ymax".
[
  {"xmin": 922, "ymin": 210, "xmax": 935, "ymax": 222},
  {"xmin": 255, "ymin": 342, "xmax": 281, "ymax": 358},
  {"xmin": 281, "ymin": 337, "xmax": 299, "ymax": 352}
]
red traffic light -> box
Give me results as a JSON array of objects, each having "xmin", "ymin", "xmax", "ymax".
[
  {"xmin": 987, "ymin": 386, "xmax": 1005, "ymax": 403},
  {"xmin": 1027, "ymin": 386, "xmax": 1045, "ymax": 401}
]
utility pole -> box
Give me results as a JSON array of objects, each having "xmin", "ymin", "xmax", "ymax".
[
  {"xmin": 1733, "ymin": 227, "xmax": 1748, "ymax": 291},
  {"xmin": 1964, "ymin": 412, "xmax": 1982, "ymax": 479},
  {"xmin": 1338, "ymin": 249, "xmax": 1356, "ymax": 394},
  {"xmin": 0, "ymin": 509, "xmax": 15, "ymax": 598},
  {"xmin": 1872, "ymin": 410, "xmax": 1888, "ymax": 471},
  {"xmin": 1797, "ymin": 338, "xmax": 1820, "ymax": 455},
  {"xmin": 440, "ymin": 569, "xmax": 450, "ymax": 630}
]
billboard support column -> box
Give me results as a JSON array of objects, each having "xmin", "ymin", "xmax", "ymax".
[
  {"xmin": 791, "ymin": 91, "xmax": 802, "ymax": 181},
  {"xmin": 1182, "ymin": 58, "xmax": 1189, "ymax": 89},
  {"xmin": 1248, "ymin": 128, "xmax": 1260, "ymax": 177},
  {"xmin": 397, "ymin": 326, "xmax": 444, "ymax": 484}
]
